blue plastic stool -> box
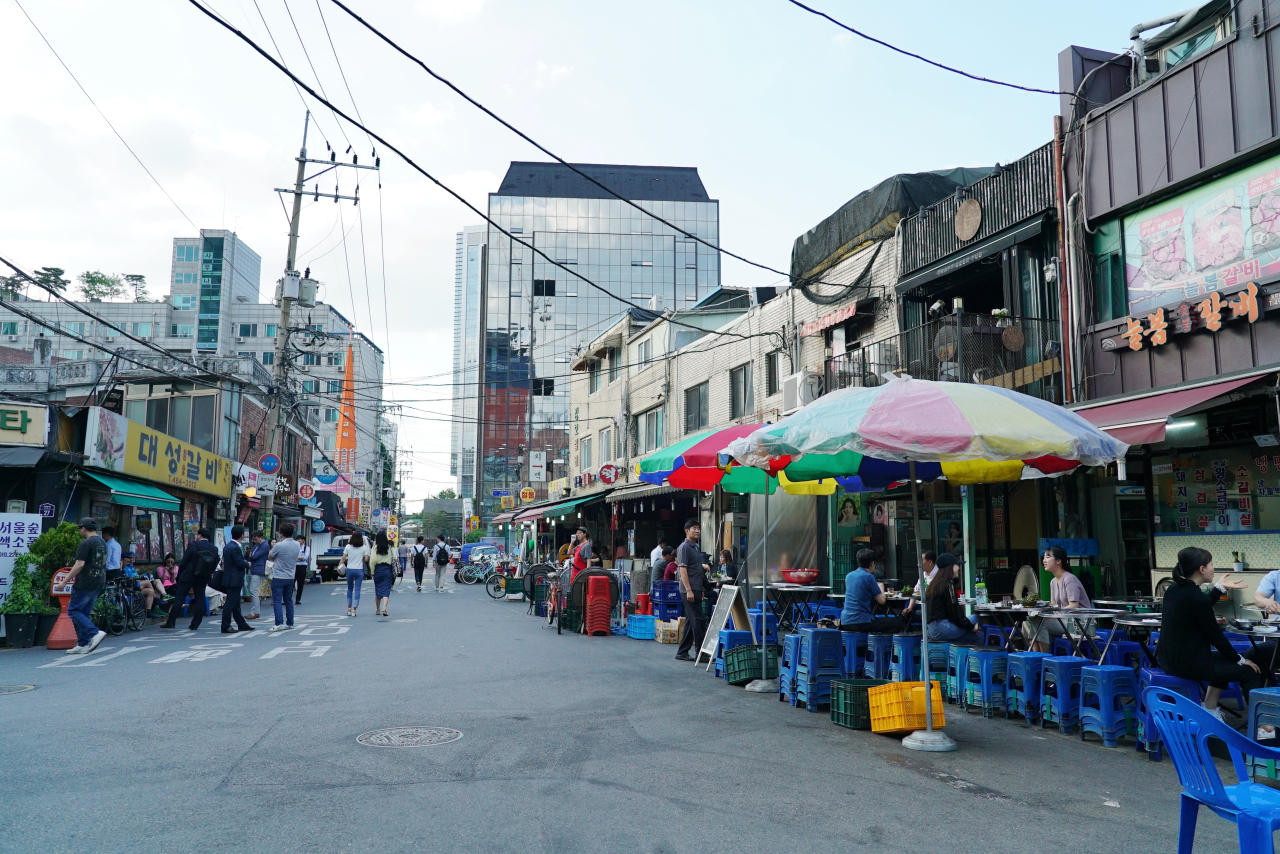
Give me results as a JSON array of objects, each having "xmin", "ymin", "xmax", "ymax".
[
  {"xmin": 964, "ymin": 648, "xmax": 1009, "ymax": 717},
  {"xmin": 1100, "ymin": 640, "xmax": 1144, "ymax": 671},
  {"xmin": 981, "ymin": 624, "xmax": 1011, "ymax": 648},
  {"xmin": 714, "ymin": 629, "xmax": 753, "ymax": 680},
  {"xmin": 794, "ymin": 665, "xmax": 835, "ymax": 712},
  {"xmin": 842, "ymin": 632, "xmax": 868, "ymax": 678},
  {"xmin": 799, "ymin": 627, "xmax": 844, "ymax": 675},
  {"xmin": 1137, "ymin": 667, "xmax": 1202, "ymax": 761},
  {"xmin": 946, "ymin": 644, "xmax": 976, "ymax": 704},
  {"xmin": 890, "ymin": 634, "xmax": 922, "ymax": 683},
  {"xmin": 1040, "ymin": 656, "xmax": 1088, "ymax": 734},
  {"xmin": 865, "ymin": 633, "xmax": 894, "ymax": 681},
  {"xmin": 1247, "ymin": 687, "xmax": 1280, "ymax": 779},
  {"xmin": 1093, "ymin": 628, "xmax": 1129, "ymax": 645},
  {"xmin": 926, "ymin": 643, "xmax": 950, "ymax": 685},
  {"xmin": 749, "ymin": 609, "xmax": 779, "ymax": 645},
  {"xmin": 1080, "ymin": 665, "xmax": 1138, "ymax": 747},
  {"xmin": 1006, "ymin": 651, "xmax": 1051, "ymax": 723},
  {"xmin": 1050, "ymin": 635, "xmax": 1074, "ymax": 658},
  {"xmin": 817, "ymin": 605, "xmax": 841, "ymax": 622}
]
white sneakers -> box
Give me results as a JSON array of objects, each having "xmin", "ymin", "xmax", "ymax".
[
  {"xmin": 1203, "ymin": 704, "xmax": 1226, "ymax": 723},
  {"xmin": 268, "ymin": 624, "xmax": 291, "ymax": 632},
  {"xmin": 65, "ymin": 630, "xmax": 108, "ymax": 655}
]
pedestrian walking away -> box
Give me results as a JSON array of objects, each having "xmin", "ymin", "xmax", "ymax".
[
  {"xmin": 245, "ymin": 529, "xmax": 269, "ymax": 619},
  {"xmin": 294, "ymin": 534, "xmax": 310, "ymax": 604},
  {"xmin": 161, "ymin": 528, "xmax": 219, "ymax": 631},
  {"xmin": 341, "ymin": 531, "xmax": 371, "ymax": 616},
  {"xmin": 63, "ymin": 517, "xmax": 108, "ymax": 654},
  {"xmin": 432, "ymin": 534, "xmax": 449, "ymax": 591},
  {"xmin": 398, "ymin": 539, "xmax": 410, "ymax": 579},
  {"xmin": 410, "ymin": 535, "xmax": 429, "ymax": 591},
  {"xmin": 267, "ymin": 522, "xmax": 301, "ymax": 631},
  {"xmin": 219, "ymin": 525, "xmax": 253, "ymax": 633},
  {"xmin": 371, "ymin": 531, "xmax": 397, "ymax": 616},
  {"xmin": 675, "ymin": 519, "xmax": 708, "ymax": 662},
  {"xmin": 102, "ymin": 524, "xmax": 122, "ymax": 576}
]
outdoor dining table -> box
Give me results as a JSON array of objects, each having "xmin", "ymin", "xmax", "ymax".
[
  {"xmin": 1093, "ymin": 597, "xmax": 1161, "ymax": 613},
  {"xmin": 1227, "ymin": 624, "xmax": 1280, "ymax": 687},
  {"xmin": 973, "ymin": 604, "xmax": 1037, "ymax": 651},
  {"xmin": 1027, "ymin": 607, "xmax": 1124, "ymax": 660},
  {"xmin": 1100, "ymin": 613, "xmax": 1162, "ymax": 667},
  {"xmin": 755, "ymin": 584, "xmax": 831, "ymax": 632}
]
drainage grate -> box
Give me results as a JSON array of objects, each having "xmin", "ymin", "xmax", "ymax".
[
  {"xmin": 356, "ymin": 727, "xmax": 462, "ymax": 748},
  {"xmin": 0, "ymin": 685, "xmax": 35, "ymax": 695}
]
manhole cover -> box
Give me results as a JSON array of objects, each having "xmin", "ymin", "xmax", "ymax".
[
  {"xmin": 393, "ymin": 619, "xmax": 417, "ymax": 623},
  {"xmin": 0, "ymin": 685, "xmax": 35, "ymax": 695},
  {"xmin": 356, "ymin": 727, "xmax": 462, "ymax": 748}
]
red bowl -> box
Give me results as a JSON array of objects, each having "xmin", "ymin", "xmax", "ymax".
[{"xmin": 781, "ymin": 568, "xmax": 819, "ymax": 584}]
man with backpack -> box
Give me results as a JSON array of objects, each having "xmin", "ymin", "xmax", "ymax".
[
  {"xmin": 161, "ymin": 528, "xmax": 219, "ymax": 631},
  {"xmin": 410, "ymin": 535, "xmax": 430, "ymax": 591},
  {"xmin": 432, "ymin": 534, "xmax": 450, "ymax": 591}
]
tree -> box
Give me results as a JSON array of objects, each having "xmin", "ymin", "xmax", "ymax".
[
  {"xmin": 436, "ymin": 487, "xmax": 457, "ymax": 499},
  {"xmin": 123, "ymin": 273, "xmax": 149, "ymax": 302},
  {"xmin": 77, "ymin": 271, "xmax": 126, "ymax": 302},
  {"xmin": 0, "ymin": 276, "xmax": 20, "ymax": 300},
  {"xmin": 464, "ymin": 528, "xmax": 483, "ymax": 543},
  {"xmin": 32, "ymin": 267, "xmax": 70, "ymax": 301}
]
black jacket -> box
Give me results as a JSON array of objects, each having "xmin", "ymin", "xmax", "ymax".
[
  {"xmin": 221, "ymin": 541, "xmax": 249, "ymax": 590},
  {"xmin": 178, "ymin": 539, "xmax": 219, "ymax": 583},
  {"xmin": 926, "ymin": 584, "xmax": 973, "ymax": 633},
  {"xmin": 1157, "ymin": 581, "xmax": 1237, "ymax": 681}
]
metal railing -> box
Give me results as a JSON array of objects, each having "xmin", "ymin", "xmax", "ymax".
[{"xmin": 824, "ymin": 313, "xmax": 1064, "ymax": 402}]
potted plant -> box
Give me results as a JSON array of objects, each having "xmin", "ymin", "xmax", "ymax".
[
  {"xmin": 0, "ymin": 562, "xmax": 41, "ymax": 648},
  {"xmin": 1233, "ymin": 551, "xmax": 1247, "ymax": 572}
]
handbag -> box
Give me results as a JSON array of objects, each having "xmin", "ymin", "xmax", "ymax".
[{"xmin": 208, "ymin": 568, "xmax": 226, "ymax": 593}]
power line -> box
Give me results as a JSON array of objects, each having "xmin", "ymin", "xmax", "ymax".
[
  {"xmin": 12, "ymin": 0, "xmax": 199, "ymax": 232},
  {"xmin": 782, "ymin": 0, "xmax": 1070, "ymax": 96},
  {"xmin": 187, "ymin": 0, "xmax": 778, "ymax": 350}
]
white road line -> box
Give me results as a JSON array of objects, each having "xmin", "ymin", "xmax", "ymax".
[{"xmin": 39, "ymin": 645, "xmax": 156, "ymax": 668}]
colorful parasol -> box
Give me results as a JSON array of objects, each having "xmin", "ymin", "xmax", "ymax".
[{"xmin": 723, "ymin": 375, "xmax": 1127, "ymax": 485}]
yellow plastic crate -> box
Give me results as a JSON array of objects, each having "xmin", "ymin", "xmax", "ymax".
[{"xmin": 867, "ymin": 680, "xmax": 946, "ymax": 735}]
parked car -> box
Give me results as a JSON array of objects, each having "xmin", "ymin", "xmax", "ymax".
[
  {"xmin": 459, "ymin": 543, "xmax": 500, "ymax": 564},
  {"xmin": 448, "ymin": 546, "xmax": 461, "ymax": 564}
]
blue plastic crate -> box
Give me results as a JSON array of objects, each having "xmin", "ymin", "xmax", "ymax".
[
  {"xmin": 653, "ymin": 601, "xmax": 685, "ymax": 621},
  {"xmin": 627, "ymin": 614, "xmax": 655, "ymax": 639},
  {"xmin": 653, "ymin": 581, "xmax": 682, "ymax": 604}
]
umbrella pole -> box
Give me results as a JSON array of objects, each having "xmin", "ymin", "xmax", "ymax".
[
  {"xmin": 903, "ymin": 459, "xmax": 957, "ymax": 752},
  {"xmin": 762, "ymin": 487, "xmax": 769, "ymax": 679}
]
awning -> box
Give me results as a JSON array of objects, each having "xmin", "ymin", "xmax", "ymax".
[
  {"xmin": 543, "ymin": 496, "xmax": 597, "ymax": 519},
  {"xmin": 896, "ymin": 215, "xmax": 1046, "ymax": 295},
  {"xmin": 1073, "ymin": 376, "xmax": 1263, "ymax": 445},
  {"xmin": 491, "ymin": 511, "xmax": 516, "ymax": 524},
  {"xmin": 0, "ymin": 447, "xmax": 46, "ymax": 467},
  {"xmin": 605, "ymin": 482, "xmax": 682, "ymax": 502},
  {"xmin": 80, "ymin": 471, "xmax": 181, "ymax": 512},
  {"xmin": 514, "ymin": 506, "xmax": 546, "ymax": 521}
]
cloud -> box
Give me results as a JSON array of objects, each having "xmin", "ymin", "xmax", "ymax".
[
  {"xmin": 415, "ymin": 0, "xmax": 485, "ymax": 23},
  {"xmin": 534, "ymin": 61, "xmax": 570, "ymax": 88},
  {"xmin": 832, "ymin": 32, "xmax": 852, "ymax": 46}
]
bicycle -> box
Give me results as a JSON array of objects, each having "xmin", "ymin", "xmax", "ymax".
[
  {"xmin": 544, "ymin": 567, "xmax": 565, "ymax": 634},
  {"xmin": 485, "ymin": 570, "xmax": 520, "ymax": 600},
  {"xmin": 461, "ymin": 559, "xmax": 499, "ymax": 585},
  {"xmin": 92, "ymin": 577, "xmax": 135, "ymax": 636}
]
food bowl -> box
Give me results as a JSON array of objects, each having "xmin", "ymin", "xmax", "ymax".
[{"xmin": 780, "ymin": 568, "xmax": 819, "ymax": 584}]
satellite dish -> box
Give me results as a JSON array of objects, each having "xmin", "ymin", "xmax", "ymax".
[{"xmin": 1013, "ymin": 565, "xmax": 1039, "ymax": 600}]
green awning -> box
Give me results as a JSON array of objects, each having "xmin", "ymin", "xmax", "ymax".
[
  {"xmin": 81, "ymin": 471, "xmax": 181, "ymax": 512},
  {"xmin": 543, "ymin": 495, "xmax": 600, "ymax": 519}
]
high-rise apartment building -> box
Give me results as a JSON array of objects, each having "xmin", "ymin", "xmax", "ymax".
[
  {"xmin": 451, "ymin": 225, "xmax": 486, "ymax": 502},
  {"xmin": 452, "ymin": 162, "xmax": 719, "ymax": 520}
]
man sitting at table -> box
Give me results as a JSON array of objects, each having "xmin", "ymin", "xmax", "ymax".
[
  {"xmin": 1253, "ymin": 567, "xmax": 1280, "ymax": 616},
  {"xmin": 840, "ymin": 548, "xmax": 904, "ymax": 634}
]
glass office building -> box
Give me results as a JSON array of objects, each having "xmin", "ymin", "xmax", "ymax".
[{"xmin": 471, "ymin": 162, "xmax": 719, "ymax": 519}]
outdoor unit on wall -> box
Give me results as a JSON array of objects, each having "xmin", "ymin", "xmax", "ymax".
[{"xmin": 782, "ymin": 371, "xmax": 823, "ymax": 414}]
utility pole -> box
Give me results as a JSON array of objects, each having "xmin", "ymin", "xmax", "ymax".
[{"xmin": 259, "ymin": 112, "xmax": 378, "ymax": 532}]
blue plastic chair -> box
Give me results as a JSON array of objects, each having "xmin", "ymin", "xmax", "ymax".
[
  {"xmin": 1144, "ymin": 686, "xmax": 1280, "ymax": 853},
  {"xmin": 841, "ymin": 631, "xmax": 868, "ymax": 678}
]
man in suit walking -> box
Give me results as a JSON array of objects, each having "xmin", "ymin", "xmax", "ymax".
[
  {"xmin": 220, "ymin": 525, "xmax": 253, "ymax": 633},
  {"xmin": 161, "ymin": 528, "xmax": 219, "ymax": 631}
]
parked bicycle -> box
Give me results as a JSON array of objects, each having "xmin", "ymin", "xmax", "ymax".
[{"xmin": 92, "ymin": 576, "xmax": 148, "ymax": 635}]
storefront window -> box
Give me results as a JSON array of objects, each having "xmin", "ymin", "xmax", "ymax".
[{"xmin": 1151, "ymin": 448, "xmax": 1278, "ymax": 533}]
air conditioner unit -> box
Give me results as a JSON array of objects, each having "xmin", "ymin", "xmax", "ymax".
[
  {"xmin": 104, "ymin": 336, "xmax": 115, "ymax": 343},
  {"xmin": 299, "ymin": 365, "xmax": 309, "ymax": 372},
  {"xmin": 235, "ymin": 337, "xmax": 245, "ymax": 343},
  {"xmin": 781, "ymin": 371, "xmax": 823, "ymax": 414},
  {"xmin": 6, "ymin": 335, "xmax": 16, "ymax": 343}
]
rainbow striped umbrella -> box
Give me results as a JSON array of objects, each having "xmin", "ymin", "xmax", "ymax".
[
  {"xmin": 724, "ymin": 375, "xmax": 1128, "ymax": 484},
  {"xmin": 638, "ymin": 424, "xmax": 776, "ymax": 493}
]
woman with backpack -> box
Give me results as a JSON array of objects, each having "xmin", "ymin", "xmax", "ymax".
[
  {"xmin": 370, "ymin": 530, "xmax": 397, "ymax": 617},
  {"xmin": 341, "ymin": 531, "xmax": 371, "ymax": 617}
]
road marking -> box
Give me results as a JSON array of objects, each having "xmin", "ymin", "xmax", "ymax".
[
  {"xmin": 149, "ymin": 642, "xmax": 241, "ymax": 663},
  {"xmin": 261, "ymin": 640, "xmax": 330, "ymax": 658},
  {"xmin": 39, "ymin": 645, "xmax": 156, "ymax": 668},
  {"xmin": 298, "ymin": 626, "xmax": 349, "ymax": 635}
]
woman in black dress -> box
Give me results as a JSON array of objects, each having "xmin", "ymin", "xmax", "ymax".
[
  {"xmin": 370, "ymin": 531, "xmax": 397, "ymax": 617},
  {"xmin": 1157, "ymin": 546, "xmax": 1274, "ymax": 732}
]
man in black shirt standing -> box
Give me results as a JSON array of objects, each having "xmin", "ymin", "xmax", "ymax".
[
  {"xmin": 675, "ymin": 518, "xmax": 708, "ymax": 662},
  {"xmin": 63, "ymin": 517, "xmax": 108, "ymax": 655}
]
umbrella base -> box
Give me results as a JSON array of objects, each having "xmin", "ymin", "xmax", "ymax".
[
  {"xmin": 902, "ymin": 729, "xmax": 958, "ymax": 752},
  {"xmin": 745, "ymin": 678, "xmax": 779, "ymax": 693}
]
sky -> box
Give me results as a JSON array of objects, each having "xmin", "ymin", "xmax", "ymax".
[{"xmin": 0, "ymin": 0, "xmax": 1181, "ymax": 503}]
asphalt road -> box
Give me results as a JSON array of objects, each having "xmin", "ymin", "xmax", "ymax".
[{"xmin": 0, "ymin": 576, "xmax": 1244, "ymax": 854}]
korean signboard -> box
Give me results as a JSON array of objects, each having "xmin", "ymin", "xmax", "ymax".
[
  {"xmin": 0, "ymin": 514, "xmax": 41, "ymax": 629},
  {"xmin": 84, "ymin": 407, "xmax": 234, "ymax": 499},
  {"xmin": 1124, "ymin": 150, "xmax": 1280, "ymax": 317},
  {"xmin": 0, "ymin": 404, "xmax": 48, "ymax": 447}
]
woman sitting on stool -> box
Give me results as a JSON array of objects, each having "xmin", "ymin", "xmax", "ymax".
[
  {"xmin": 1158, "ymin": 546, "xmax": 1275, "ymax": 738},
  {"xmin": 924, "ymin": 553, "xmax": 982, "ymax": 645}
]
